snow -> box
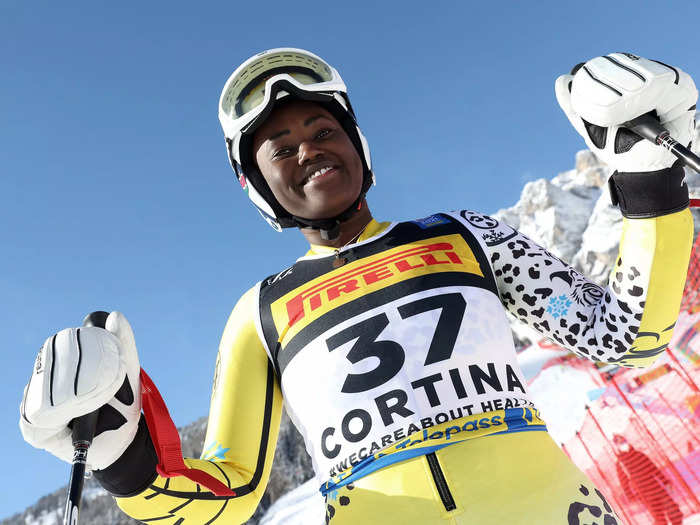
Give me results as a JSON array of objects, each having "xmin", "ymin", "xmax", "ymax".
[
  {"xmin": 258, "ymin": 479, "xmax": 325, "ymax": 525},
  {"xmin": 23, "ymin": 510, "xmax": 60, "ymax": 525},
  {"xmin": 81, "ymin": 485, "xmax": 107, "ymax": 502},
  {"xmin": 514, "ymin": 343, "xmax": 605, "ymax": 444},
  {"xmin": 527, "ymin": 363, "xmax": 599, "ymax": 444},
  {"xmin": 516, "ymin": 344, "xmax": 567, "ymax": 380}
]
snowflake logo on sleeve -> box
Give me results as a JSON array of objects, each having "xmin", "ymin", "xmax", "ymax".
[
  {"xmin": 483, "ymin": 231, "xmax": 505, "ymax": 244},
  {"xmin": 547, "ymin": 295, "xmax": 572, "ymax": 318}
]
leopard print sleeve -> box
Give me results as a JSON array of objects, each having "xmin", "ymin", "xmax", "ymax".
[{"xmin": 453, "ymin": 209, "xmax": 694, "ymax": 368}]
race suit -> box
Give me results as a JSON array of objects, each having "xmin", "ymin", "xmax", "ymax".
[{"xmin": 96, "ymin": 207, "xmax": 693, "ymax": 524}]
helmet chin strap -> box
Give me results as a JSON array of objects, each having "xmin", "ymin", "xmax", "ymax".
[
  {"xmin": 291, "ymin": 193, "xmax": 366, "ymax": 241},
  {"xmin": 321, "ymin": 222, "xmax": 341, "ymax": 241}
]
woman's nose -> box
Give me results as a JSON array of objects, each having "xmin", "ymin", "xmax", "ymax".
[{"xmin": 297, "ymin": 140, "xmax": 323, "ymax": 165}]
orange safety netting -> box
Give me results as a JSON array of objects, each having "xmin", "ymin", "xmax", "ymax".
[
  {"xmin": 681, "ymin": 232, "xmax": 700, "ymax": 314},
  {"xmin": 562, "ymin": 360, "xmax": 700, "ymax": 524},
  {"xmin": 554, "ymin": 233, "xmax": 700, "ymax": 524}
]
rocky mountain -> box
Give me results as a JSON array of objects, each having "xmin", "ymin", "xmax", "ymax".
[
  {"xmin": 0, "ymin": 419, "xmax": 208, "ymax": 525},
  {"xmin": 497, "ymin": 120, "xmax": 700, "ymax": 345},
  {"xmin": 1, "ymin": 411, "xmax": 312, "ymax": 525},
  {"xmin": 5, "ymin": 120, "xmax": 699, "ymax": 525}
]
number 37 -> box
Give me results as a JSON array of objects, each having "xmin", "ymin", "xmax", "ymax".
[{"xmin": 326, "ymin": 293, "xmax": 466, "ymax": 394}]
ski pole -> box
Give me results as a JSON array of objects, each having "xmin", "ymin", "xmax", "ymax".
[
  {"xmin": 623, "ymin": 112, "xmax": 700, "ymax": 173},
  {"xmin": 63, "ymin": 310, "xmax": 110, "ymax": 525}
]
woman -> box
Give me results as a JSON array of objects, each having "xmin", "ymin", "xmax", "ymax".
[{"xmin": 20, "ymin": 49, "xmax": 696, "ymax": 524}]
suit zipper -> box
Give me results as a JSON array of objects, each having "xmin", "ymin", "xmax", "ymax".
[{"xmin": 426, "ymin": 452, "xmax": 456, "ymax": 511}]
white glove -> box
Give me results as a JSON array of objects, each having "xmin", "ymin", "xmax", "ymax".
[
  {"xmin": 556, "ymin": 52, "xmax": 697, "ymax": 172},
  {"xmin": 19, "ymin": 311, "xmax": 141, "ymax": 470}
]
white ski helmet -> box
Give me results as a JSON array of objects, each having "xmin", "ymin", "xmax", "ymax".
[{"xmin": 218, "ymin": 48, "xmax": 374, "ymax": 239}]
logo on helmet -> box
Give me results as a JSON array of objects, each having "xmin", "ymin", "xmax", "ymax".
[
  {"xmin": 620, "ymin": 53, "xmax": 640, "ymax": 61},
  {"xmin": 261, "ymin": 211, "xmax": 283, "ymax": 232},
  {"xmin": 35, "ymin": 348, "xmax": 44, "ymax": 374}
]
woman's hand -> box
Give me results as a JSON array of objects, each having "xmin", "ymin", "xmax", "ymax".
[
  {"xmin": 19, "ymin": 311, "xmax": 142, "ymax": 471},
  {"xmin": 555, "ymin": 53, "xmax": 697, "ymax": 173}
]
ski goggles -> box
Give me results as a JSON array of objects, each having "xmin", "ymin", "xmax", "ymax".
[{"xmin": 218, "ymin": 48, "xmax": 347, "ymax": 139}]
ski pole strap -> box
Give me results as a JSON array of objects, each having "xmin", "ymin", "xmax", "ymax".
[{"xmin": 139, "ymin": 368, "xmax": 236, "ymax": 497}]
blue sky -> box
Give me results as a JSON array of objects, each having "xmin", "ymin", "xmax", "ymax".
[{"xmin": 2, "ymin": 0, "xmax": 700, "ymax": 518}]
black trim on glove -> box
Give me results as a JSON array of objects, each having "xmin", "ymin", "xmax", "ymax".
[
  {"xmin": 93, "ymin": 415, "xmax": 158, "ymax": 497},
  {"xmin": 608, "ymin": 161, "xmax": 689, "ymax": 218}
]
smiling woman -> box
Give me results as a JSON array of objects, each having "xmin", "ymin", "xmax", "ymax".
[
  {"xmin": 252, "ymin": 100, "xmax": 367, "ymax": 230},
  {"xmin": 218, "ymin": 48, "xmax": 375, "ymax": 242},
  {"xmin": 19, "ymin": 48, "xmax": 697, "ymax": 525}
]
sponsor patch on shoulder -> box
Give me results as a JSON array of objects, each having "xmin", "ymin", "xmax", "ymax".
[
  {"xmin": 412, "ymin": 214, "xmax": 449, "ymax": 229},
  {"xmin": 266, "ymin": 266, "xmax": 294, "ymax": 286}
]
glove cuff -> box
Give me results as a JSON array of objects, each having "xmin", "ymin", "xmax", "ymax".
[
  {"xmin": 93, "ymin": 415, "xmax": 158, "ymax": 497},
  {"xmin": 608, "ymin": 161, "xmax": 689, "ymax": 218}
]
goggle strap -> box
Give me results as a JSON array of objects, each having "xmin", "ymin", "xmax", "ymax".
[
  {"xmin": 239, "ymin": 80, "xmax": 338, "ymax": 135},
  {"xmin": 233, "ymin": 66, "xmax": 327, "ymax": 117}
]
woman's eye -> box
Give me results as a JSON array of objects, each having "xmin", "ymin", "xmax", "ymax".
[{"xmin": 273, "ymin": 147, "xmax": 293, "ymax": 159}]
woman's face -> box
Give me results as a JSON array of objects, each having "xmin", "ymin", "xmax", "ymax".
[{"xmin": 253, "ymin": 100, "xmax": 364, "ymax": 220}]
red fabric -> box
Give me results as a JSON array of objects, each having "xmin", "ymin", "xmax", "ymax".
[
  {"xmin": 690, "ymin": 198, "xmax": 699, "ymax": 208},
  {"xmin": 139, "ymin": 368, "xmax": 236, "ymax": 497},
  {"xmin": 681, "ymin": 233, "xmax": 700, "ymax": 313}
]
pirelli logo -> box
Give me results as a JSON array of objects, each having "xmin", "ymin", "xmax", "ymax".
[{"xmin": 271, "ymin": 234, "xmax": 483, "ymax": 345}]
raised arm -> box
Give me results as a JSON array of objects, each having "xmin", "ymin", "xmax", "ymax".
[{"xmin": 459, "ymin": 53, "xmax": 697, "ymax": 368}]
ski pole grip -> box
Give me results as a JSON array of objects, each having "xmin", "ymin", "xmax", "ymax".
[
  {"xmin": 70, "ymin": 311, "xmax": 110, "ymax": 447},
  {"xmin": 624, "ymin": 112, "xmax": 700, "ymax": 174},
  {"xmin": 623, "ymin": 112, "xmax": 666, "ymax": 143}
]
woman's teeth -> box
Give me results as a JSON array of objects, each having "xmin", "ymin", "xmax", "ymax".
[{"xmin": 308, "ymin": 166, "xmax": 333, "ymax": 182}]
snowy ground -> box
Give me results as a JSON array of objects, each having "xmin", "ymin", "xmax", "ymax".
[{"xmin": 259, "ymin": 479, "xmax": 324, "ymax": 525}]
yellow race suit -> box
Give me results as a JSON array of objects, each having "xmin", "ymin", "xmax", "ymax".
[{"xmin": 97, "ymin": 204, "xmax": 693, "ymax": 525}]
